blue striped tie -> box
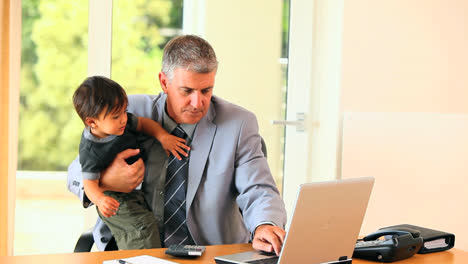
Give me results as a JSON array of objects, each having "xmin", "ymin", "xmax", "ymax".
[{"xmin": 163, "ymin": 126, "xmax": 194, "ymax": 246}]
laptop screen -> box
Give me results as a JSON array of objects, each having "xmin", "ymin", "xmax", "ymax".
[{"xmin": 214, "ymin": 177, "xmax": 375, "ymax": 264}]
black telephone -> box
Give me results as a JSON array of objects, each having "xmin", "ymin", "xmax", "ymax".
[{"xmin": 353, "ymin": 227, "xmax": 423, "ymax": 262}]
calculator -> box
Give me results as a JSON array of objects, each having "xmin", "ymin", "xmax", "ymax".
[{"xmin": 165, "ymin": 245, "xmax": 206, "ymax": 257}]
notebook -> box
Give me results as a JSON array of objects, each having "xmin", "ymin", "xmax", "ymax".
[{"xmin": 214, "ymin": 177, "xmax": 375, "ymax": 264}]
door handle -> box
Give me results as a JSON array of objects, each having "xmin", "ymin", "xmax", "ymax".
[{"xmin": 272, "ymin": 112, "xmax": 306, "ymax": 132}]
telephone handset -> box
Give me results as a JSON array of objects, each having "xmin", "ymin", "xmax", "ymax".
[{"xmin": 353, "ymin": 228, "xmax": 423, "ymax": 262}]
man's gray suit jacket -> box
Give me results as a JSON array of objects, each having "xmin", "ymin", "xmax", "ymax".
[{"xmin": 67, "ymin": 93, "xmax": 287, "ymax": 250}]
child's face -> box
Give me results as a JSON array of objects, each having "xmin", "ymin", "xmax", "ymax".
[{"xmin": 87, "ymin": 106, "xmax": 127, "ymax": 138}]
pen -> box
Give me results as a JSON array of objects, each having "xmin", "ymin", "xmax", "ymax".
[{"xmin": 118, "ymin": 259, "xmax": 135, "ymax": 264}]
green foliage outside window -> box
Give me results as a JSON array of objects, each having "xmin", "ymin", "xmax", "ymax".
[{"xmin": 19, "ymin": 0, "xmax": 183, "ymax": 171}]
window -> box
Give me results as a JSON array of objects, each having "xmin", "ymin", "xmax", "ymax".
[
  {"xmin": 16, "ymin": 0, "xmax": 89, "ymax": 255},
  {"xmin": 111, "ymin": 0, "xmax": 183, "ymax": 94},
  {"xmin": 16, "ymin": 0, "xmax": 184, "ymax": 255}
]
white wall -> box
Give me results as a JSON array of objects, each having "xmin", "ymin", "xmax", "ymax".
[
  {"xmin": 341, "ymin": 0, "xmax": 468, "ymax": 113},
  {"xmin": 340, "ymin": 0, "xmax": 468, "ymax": 250}
]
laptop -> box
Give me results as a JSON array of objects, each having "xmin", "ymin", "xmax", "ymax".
[{"xmin": 214, "ymin": 177, "xmax": 375, "ymax": 264}]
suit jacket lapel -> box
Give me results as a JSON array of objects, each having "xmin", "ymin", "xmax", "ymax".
[{"xmin": 186, "ymin": 102, "xmax": 217, "ymax": 212}]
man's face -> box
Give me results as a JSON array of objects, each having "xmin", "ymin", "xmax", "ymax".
[{"xmin": 159, "ymin": 68, "xmax": 215, "ymax": 124}]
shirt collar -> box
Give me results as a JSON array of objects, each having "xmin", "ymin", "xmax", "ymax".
[
  {"xmin": 162, "ymin": 105, "xmax": 197, "ymax": 139},
  {"xmin": 83, "ymin": 126, "xmax": 117, "ymax": 143}
]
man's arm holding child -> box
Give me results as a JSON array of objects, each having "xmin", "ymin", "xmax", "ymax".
[
  {"xmin": 99, "ymin": 149, "xmax": 146, "ymax": 193},
  {"xmin": 67, "ymin": 149, "xmax": 145, "ymax": 207},
  {"xmin": 99, "ymin": 116, "xmax": 191, "ymax": 194}
]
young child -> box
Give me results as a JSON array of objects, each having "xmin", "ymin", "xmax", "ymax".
[{"xmin": 72, "ymin": 76, "xmax": 189, "ymax": 250}]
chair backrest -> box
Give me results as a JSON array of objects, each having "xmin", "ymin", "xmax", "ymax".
[{"xmin": 74, "ymin": 229, "xmax": 118, "ymax": 252}]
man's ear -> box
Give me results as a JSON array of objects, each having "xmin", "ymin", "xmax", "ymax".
[
  {"xmin": 159, "ymin": 72, "xmax": 169, "ymax": 93},
  {"xmin": 85, "ymin": 117, "xmax": 97, "ymax": 128}
]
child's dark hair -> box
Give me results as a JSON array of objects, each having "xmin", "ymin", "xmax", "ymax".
[{"xmin": 73, "ymin": 76, "xmax": 128, "ymax": 125}]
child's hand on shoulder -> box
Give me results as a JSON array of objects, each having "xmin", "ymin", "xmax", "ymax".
[
  {"xmin": 160, "ymin": 134, "xmax": 190, "ymax": 160},
  {"xmin": 97, "ymin": 195, "xmax": 120, "ymax": 217}
]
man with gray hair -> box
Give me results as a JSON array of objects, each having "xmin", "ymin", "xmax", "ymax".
[{"xmin": 68, "ymin": 35, "xmax": 287, "ymax": 255}]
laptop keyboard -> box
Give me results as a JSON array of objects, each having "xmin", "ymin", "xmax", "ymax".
[{"xmin": 245, "ymin": 257, "xmax": 279, "ymax": 264}]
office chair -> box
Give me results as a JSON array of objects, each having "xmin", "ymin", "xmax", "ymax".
[
  {"xmin": 74, "ymin": 229, "xmax": 118, "ymax": 252},
  {"xmin": 73, "ymin": 137, "xmax": 268, "ymax": 252}
]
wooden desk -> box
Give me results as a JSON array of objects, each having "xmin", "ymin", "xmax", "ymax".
[{"xmin": 1, "ymin": 244, "xmax": 468, "ymax": 264}]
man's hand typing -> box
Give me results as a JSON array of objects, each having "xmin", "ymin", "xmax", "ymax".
[{"xmin": 252, "ymin": 224, "xmax": 286, "ymax": 256}]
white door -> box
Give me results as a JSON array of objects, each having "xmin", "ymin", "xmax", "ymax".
[{"xmin": 282, "ymin": 0, "xmax": 344, "ymax": 217}]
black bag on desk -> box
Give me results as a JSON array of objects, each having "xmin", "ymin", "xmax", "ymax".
[{"xmin": 380, "ymin": 224, "xmax": 455, "ymax": 254}]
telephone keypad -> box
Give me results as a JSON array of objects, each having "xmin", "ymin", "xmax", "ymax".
[{"xmin": 355, "ymin": 240, "xmax": 388, "ymax": 248}]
